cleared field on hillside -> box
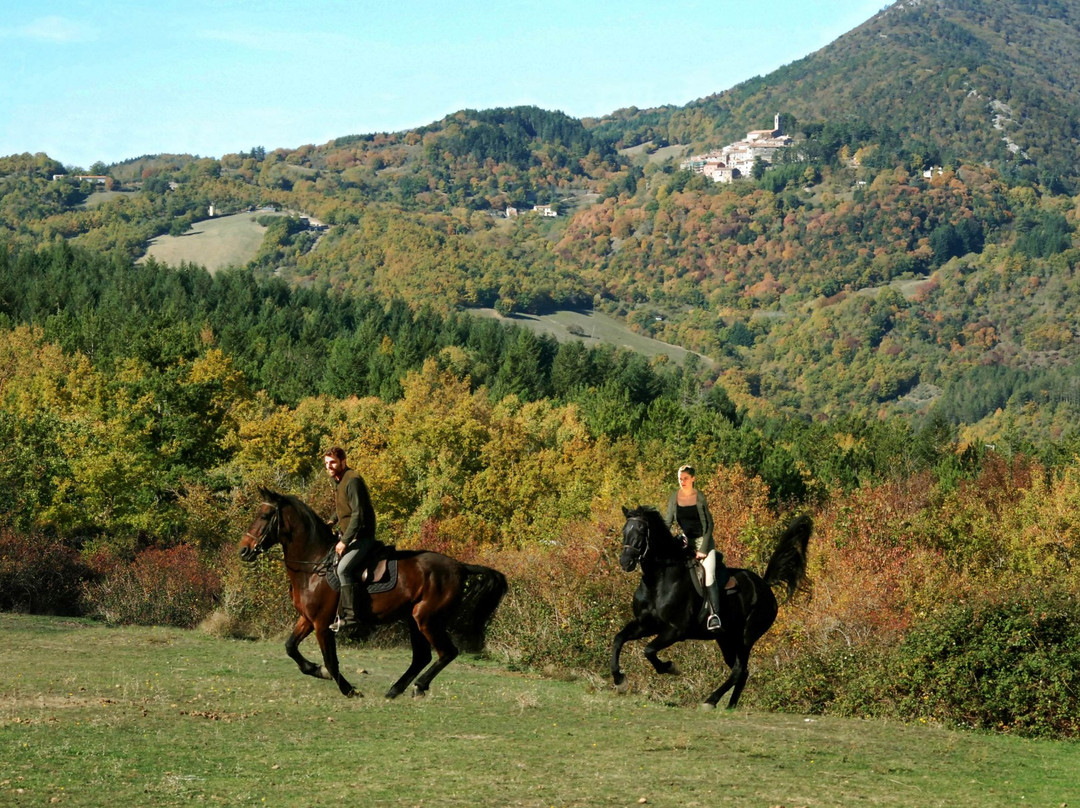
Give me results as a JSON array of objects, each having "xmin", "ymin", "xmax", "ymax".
[
  {"xmin": 2, "ymin": 614, "xmax": 1077, "ymax": 807},
  {"xmin": 142, "ymin": 210, "xmax": 286, "ymax": 274},
  {"xmin": 473, "ymin": 307, "xmax": 715, "ymax": 367},
  {"xmin": 79, "ymin": 190, "xmax": 133, "ymax": 208}
]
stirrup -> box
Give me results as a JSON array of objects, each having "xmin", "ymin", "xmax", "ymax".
[
  {"xmin": 330, "ymin": 615, "xmax": 352, "ymax": 633},
  {"xmin": 706, "ymin": 613, "xmax": 722, "ymax": 632}
]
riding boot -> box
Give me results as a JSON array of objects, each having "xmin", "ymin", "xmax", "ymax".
[
  {"xmin": 705, "ymin": 581, "xmax": 723, "ymax": 632},
  {"xmin": 330, "ymin": 584, "xmax": 358, "ymax": 632}
]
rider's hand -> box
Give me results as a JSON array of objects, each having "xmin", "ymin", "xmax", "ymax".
[
  {"xmin": 335, "ymin": 540, "xmax": 346, "ymax": 557},
  {"xmin": 695, "ymin": 551, "xmax": 706, "ymax": 560}
]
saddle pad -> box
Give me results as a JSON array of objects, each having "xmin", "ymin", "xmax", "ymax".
[
  {"xmin": 325, "ymin": 552, "xmax": 341, "ymax": 592},
  {"xmin": 366, "ymin": 559, "xmax": 398, "ymax": 594},
  {"xmin": 688, "ymin": 562, "xmax": 738, "ymax": 596}
]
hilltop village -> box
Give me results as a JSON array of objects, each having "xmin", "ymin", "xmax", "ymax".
[{"xmin": 680, "ymin": 113, "xmax": 793, "ymax": 182}]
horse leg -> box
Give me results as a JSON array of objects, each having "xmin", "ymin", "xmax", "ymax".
[
  {"xmin": 722, "ymin": 650, "xmax": 752, "ymax": 708},
  {"xmin": 703, "ymin": 641, "xmax": 749, "ymax": 709},
  {"xmin": 410, "ymin": 617, "xmax": 459, "ymax": 697},
  {"xmin": 285, "ymin": 616, "xmax": 328, "ymax": 679},
  {"xmin": 643, "ymin": 626, "xmax": 684, "ymax": 677},
  {"xmin": 313, "ymin": 622, "xmax": 360, "ymax": 698},
  {"xmin": 611, "ymin": 618, "xmax": 652, "ymax": 693},
  {"xmin": 384, "ymin": 617, "xmax": 432, "ymax": 699}
]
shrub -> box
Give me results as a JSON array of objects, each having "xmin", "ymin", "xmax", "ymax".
[
  {"xmin": 894, "ymin": 590, "xmax": 1080, "ymax": 738},
  {"xmin": 216, "ymin": 545, "xmax": 298, "ymax": 639},
  {"xmin": 748, "ymin": 639, "xmax": 891, "ymax": 717},
  {"xmin": 0, "ymin": 528, "xmax": 89, "ymax": 614},
  {"xmin": 82, "ymin": 544, "xmax": 222, "ymax": 628},
  {"xmin": 488, "ymin": 516, "xmax": 635, "ymax": 672}
]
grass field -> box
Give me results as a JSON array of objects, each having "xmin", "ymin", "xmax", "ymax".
[
  {"xmin": 472, "ymin": 308, "xmax": 715, "ymax": 368},
  {"xmin": 3, "ymin": 614, "xmax": 1078, "ymax": 807},
  {"xmin": 141, "ymin": 211, "xmax": 286, "ymax": 274}
]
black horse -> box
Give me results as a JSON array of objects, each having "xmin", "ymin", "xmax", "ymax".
[{"xmin": 611, "ymin": 505, "xmax": 811, "ymax": 709}]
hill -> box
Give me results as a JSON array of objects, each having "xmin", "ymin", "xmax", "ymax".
[
  {"xmin": 4, "ymin": 0, "xmax": 1080, "ymax": 447},
  {"xmin": 596, "ymin": 0, "xmax": 1080, "ymax": 190}
]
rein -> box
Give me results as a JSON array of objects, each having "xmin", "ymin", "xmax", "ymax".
[
  {"xmin": 624, "ymin": 514, "xmax": 693, "ymax": 567},
  {"xmin": 283, "ymin": 552, "xmax": 336, "ymax": 576},
  {"xmin": 246, "ymin": 500, "xmax": 335, "ymax": 577}
]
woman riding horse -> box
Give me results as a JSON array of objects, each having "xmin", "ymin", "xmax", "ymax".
[{"xmin": 612, "ymin": 505, "xmax": 811, "ymax": 708}]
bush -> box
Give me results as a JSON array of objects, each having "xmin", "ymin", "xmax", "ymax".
[
  {"xmin": 216, "ymin": 545, "xmax": 298, "ymax": 639},
  {"xmin": 82, "ymin": 544, "xmax": 222, "ymax": 628},
  {"xmin": 747, "ymin": 636, "xmax": 895, "ymax": 718},
  {"xmin": 0, "ymin": 528, "xmax": 89, "ymax": 614},
  {"xmin": 894, "ymin": 590, "xmax": 1080, "ymax": 737},
  {"xmin": 487, "ymin": 517, "xmax": 635, "ymax": 672}
]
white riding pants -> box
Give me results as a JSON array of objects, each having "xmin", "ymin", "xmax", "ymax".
[{"xmin": 701, "ymin": 549, "xmax": 717, "ymax": 586}]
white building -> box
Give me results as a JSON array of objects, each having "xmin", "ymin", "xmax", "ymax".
[{"xmin": 681, "ymin": 113, "xmax": 792, "ymax": 181}]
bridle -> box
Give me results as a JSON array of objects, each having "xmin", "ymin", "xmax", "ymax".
[
  {"xmin": 241, "ymin": 499, "xmax": 334, "ymax": 575},
  {"xmin": 622, "ymin": 515, "xmax": 651, "ymax": 563},
  {"xmin": 242, "ymin": 500, "xmax": 291, "ymax": 559}
]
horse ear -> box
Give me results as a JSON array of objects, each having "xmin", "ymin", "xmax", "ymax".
[
  {"xmin": 257, "ymin": 486, "xmax": 275, "ymax": 502},
  {"xmin": 622, "ymin": 505, "xmax": 631, "ymax": 517}
]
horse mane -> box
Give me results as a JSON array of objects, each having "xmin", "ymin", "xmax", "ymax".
[
  {"xmin": 625, "ymin": 505, "xmax": 679, "ymax": 553},
  {"xmin": 259, "ymin": 487, "xmax": 335, "ymax": 552}
]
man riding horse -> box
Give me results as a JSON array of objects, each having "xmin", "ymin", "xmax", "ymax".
[{"xmin": 323, "ymin": 446, "xmax": 377, "ymax": 632}]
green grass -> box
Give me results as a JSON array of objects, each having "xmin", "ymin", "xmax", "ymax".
[
  {"xmin": 471, "ymin": 308, "xmax": 715, "ymax": 368},
  {"xmin": 2, "ymin": 613, "xmax": 1078, "ymax": 807},
  {"xmin": 141, "ymin": 211, "xmax": 287, "ymax": 274}
]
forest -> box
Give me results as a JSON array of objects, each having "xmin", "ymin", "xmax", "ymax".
[
  {"xmin": 3, "ymin": 240, "xmax": 1080, "ymax": 738},
  {"xmin": 4, "ymin": 0, "xmax": 1080, "ymax": 738}
]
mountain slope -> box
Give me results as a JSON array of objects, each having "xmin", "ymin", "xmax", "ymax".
[
  {"xmin": 600, "ymin": 0, "xmax": 1080, "ymax": 189},
  {"xmin": 5, "ymin": 0, "xmax": 1080, "ymax": 447}
]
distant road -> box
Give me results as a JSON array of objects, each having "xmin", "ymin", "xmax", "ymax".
[{"xmin": 471, "ymin": 308, "xmax": 715, "ymax": 368}]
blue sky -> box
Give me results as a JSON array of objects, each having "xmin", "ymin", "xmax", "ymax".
[{"xmin": 1, "ymin": 1, "xmax": 888, "ymax": 169}]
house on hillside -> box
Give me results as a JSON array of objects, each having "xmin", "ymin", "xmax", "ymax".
[
  {"xmin": 53, "ymin": 174, "xmax": 109, "ymax": 185},
  {"xmin": 532, "ymin": 204, "xmax": 557, "ymax": 217},
  {"xmin": 681, "ymin": 113, "xmax": 792, "ymax": 181},
  {"xmin": 703, "ymin": 163, "xmax": 741, "ymax": 183},
  {"xmin": 746, "ymin": 115, "xmax": 783, "ymax": 142}
]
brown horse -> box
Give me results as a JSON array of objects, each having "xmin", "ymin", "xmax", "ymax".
[{"xmin": 239, "ymin": 487, "xmax": 507, "ymax": 699}]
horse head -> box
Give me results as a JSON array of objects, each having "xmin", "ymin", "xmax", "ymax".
[
  {"xmin": 619, "ymin": 505, "xmax": 653, "ymax": 572},
  {"xmin": 239, "ymin": 487, "xmax": 291, "ymax": 562}
]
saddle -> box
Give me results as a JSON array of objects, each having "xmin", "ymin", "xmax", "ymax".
[
  {"xmin": 360, "ymin": 556, "xmax": 398, "ymax": 593},
  {"xmin": 324, "ymin": 543, "xmax": 398, "ymax": 594},
  {"xmin": 687, "ymin": 561, "xmax": 739, "ymax": 598}
]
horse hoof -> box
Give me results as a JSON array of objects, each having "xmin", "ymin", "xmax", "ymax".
[
  {"xmin": 615, "ymin": 680, "xmax": 629, "ymax": 695},
  {"xmin": 347, "ymin": 689, "xmax": 363, "ymax": 699},
  {"xmin": 700, "ymin": 702, "xmax": 716, "ymax": 711},
  {"xmin": 664, "ymin": 663, "xmax": 681, "ymax": 676},
  {"xmin": 384, "ymin": 689, "xmax": 401, "ymax": 700},
  {"xmin": 412, "ymin": 687, "xmax": 428, "ymax": 699}
]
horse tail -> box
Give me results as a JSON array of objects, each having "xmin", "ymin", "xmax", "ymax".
[
  {"xmin": 762, "ymin": 514, "xmax": 812, "ymax": 603},
  {"xmin": 450, "ymin": 564, "xmax": 508, "ymax": 653}
]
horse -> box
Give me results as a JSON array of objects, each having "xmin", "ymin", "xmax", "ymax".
[
  {"xmin": 238, "ymin": 487, "xmax": 507, "ymax": 699},
  {"xmin": 611, "ymin": 505, "xmax": 811, "ymax": 709}
]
